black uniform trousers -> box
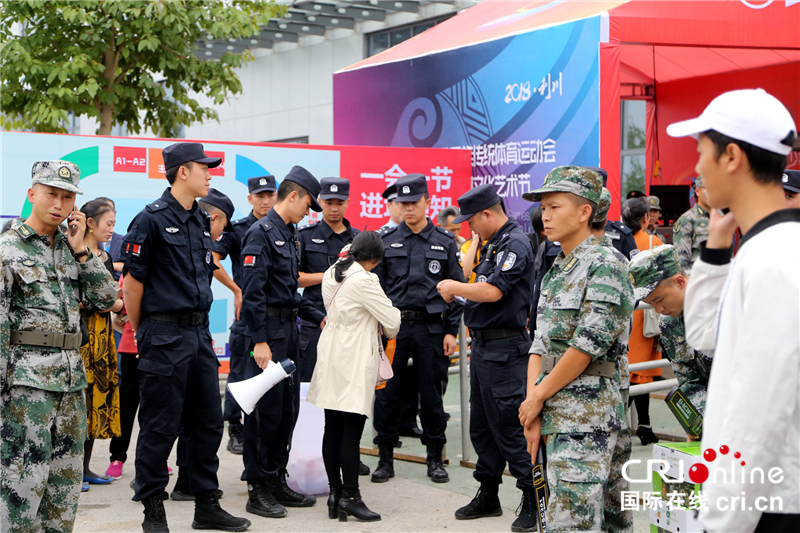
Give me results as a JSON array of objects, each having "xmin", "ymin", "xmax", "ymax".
[
  {"xmin": 470, "ymin": 331, "xmax": 534, "ymax": 490},
  {"xmin": 133, "ymin": 317, "xmax": 223, "ymax": 501},
  {"xmin": 240, "ymin": 317, "xmax": 300, "ymax": 481},
  {"xmin": 297, "ymin": 318, "xmax": 321, "ymax": 383},
  {"xmin": 373, "ymin": 318, "xmax": 449, "ymax": 447},
  {"xmin": 223, "ymin": 328, "xmax": 247, "ymax": 422}
]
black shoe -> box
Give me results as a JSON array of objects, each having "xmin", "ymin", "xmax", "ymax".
[
  {"xmin": 266, "ymin": 469, "xmax": 316, "ymax": 507},
  {"xmin": 171, "ymin": 480, "xmax": 223, "ymax": 502},
  {"xmin": 393, "ymin": 440, "xmax": 403, "ymax": 448},
  {"xmin": 511, "ymin": 490, "xmax": 537, "ymax": 532},
  {"xmin": 142, "ymin": 495, "xmax": 169, "ymax": 533},
  {"xmin": 327, "ymin": 486, "xmax": 342, "ymax": 520},
  {"xmin": 426, "ymin": 444, "xmax": 449, "ymax": 483},
  {"xmin": 445, "ymin": 412, "xmax": 451, "ymax": 421},
  {"xmin": 358, "ymin": 461, "xmax": 370, "ymax": 476},
  {"xmin": 399, "ymin": 426, "xmax": 423, "ymax": 438},
  {"xmin": 455, "ymin": 484, "xmax": 503, "ymax": 520},
  {"xmin": 192, "ymin": 491, "xmax": 250, "ymax": 532},
  {"xmin": 245, "ymin": 479, "xmax": 287, "ymax": 518},
  {"xmin": 370, "ymin": 443, "xmax": 394, "ymax": 483},
  {"xmin": 338, "ymin": 491, "xmax": 381, "ymax": 522},
  {"xmin": 637, "ymin": 425, "xmax": 660, "ymax": 446},
  {"xmin": 226, "ymin": 421, "xmax": 244, "ymax": 455}
]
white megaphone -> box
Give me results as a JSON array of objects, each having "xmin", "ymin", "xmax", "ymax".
[{"xmin": 227, "ymin": 358, "xmax": 296, "ymax": 415}]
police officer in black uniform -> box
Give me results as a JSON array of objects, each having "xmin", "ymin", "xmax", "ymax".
[
  {"xmin": 437, "ymin": 184, "xmax": 537, "ymax": 533},
  {"xmin": 370, "ymin": 174, "xmax": 464, "ymax": 485},
  {"xmin": 121, "ymin": 142, "xmax": 250, "ymax": 533},
  {"xmin": 297, "ymin": 177, "xmax": 359, "ymax": 382},
  {"xmin": 213, "ymin": 175, "xmax": 277, "ymax": 455},
  {"xmin": 240, "ymin": 165, "xmax": 326, "ymax": 519}
]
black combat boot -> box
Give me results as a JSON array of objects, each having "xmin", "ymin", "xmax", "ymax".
[
  {"xmin": 455, "ymin": 483, "xmax": 503, "ymax": 520},
  {"xmin": 245, "ymin": 479, "xmax": 287, "ymax": 518},
  {"xmin": 337, "ymin": 490, "xmax": 381, "ymax": 522},
  {"xmin": 171, "ymin": 469, "xmax": 223, "ymax": 501},
  {"xmin": 637, "ymin": 425, "xmax": 660, "ymax": 445},
  {"xmin": 265, "ymin": 468, "xmax": 316, "ymax": 507},
  {"xmin": 426, "ymin": 444, "xmax": 449, "ymax": 483},
  {"xmin": 142, "ymin": 494, "xmax": 169, "ymax": 533},
  {"xmin": 370, "ymin": 443, "xmax": 394, "ymax": 483},
  {"xmin": 358, "ymin": 461, "xmax": 370, "ymax": 476},
  {"xmin": 511, "ymin": 489, "xmax": 537, "ymax": 532},
  {"xmin": 327, "ymin": 485, "xmax": 342, "ymax": 519},
  {"xmin": 191, "ymin": 490, "xmax": 250, "ymax": 531},
  {"xmin": 226, "ymin": 420, "xmax": 244, "ymax": 455}
]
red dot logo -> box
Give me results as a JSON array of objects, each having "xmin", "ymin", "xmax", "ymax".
[
  {"xmin": 703, "ymin": 449, "xmax": 717, "ymax": 462},
  {"xmin": 734, "ymin": 452, "xmax": 741, "ymax": 459},
  {"xmin": 741, "ymin": 461, "xmax": 746, "ymax": 466},
  {"xmin": 689, "ymin": 463, "xmax": 709, "ymax": 483},
  {"xmin": 719, "ymin": 445, "xmax": 729, "ymax": 455}
]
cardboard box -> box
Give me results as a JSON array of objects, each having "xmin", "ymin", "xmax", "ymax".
[
  {"xmin": 651, "ymin": 442, "xmax": 703, "ymax": 508},
  {"xmin": 649, "ymin": 498, "xmax": 703, "ymax": 533}
]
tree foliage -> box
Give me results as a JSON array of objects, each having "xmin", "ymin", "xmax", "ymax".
[{"xmin": 0, "ymin": 0, "xmax": 284, "ymax": 136}]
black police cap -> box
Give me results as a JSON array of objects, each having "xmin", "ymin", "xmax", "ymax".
[
  {"xmin": 453, "ymin": 184, "xmax": 501, "ymax": 224},
  {"xmin": 782, "ymin": 169, "xmax": 800, "ymax": 194},
  {"xmin": 382, "ymin": 183, "xmax": 398, "ymax": 200},
  {"xmin": 202, "ymin": 188, "xmax": 235, "ymax": 232},
  {"xmin": 249, "ymin": 175, "xmax": 277, "ymax": 194},
  {"xmin": 395, "ymin": 174, "xmax": 428, "ymax": 203},
  {"xmin": 584, "ymin": 166, "xmax": 608, "ymax": 187},
  {"xmin": 162, "ymin": 142, "xmax": 221, "ymax": 170},
  {"xmin": 319, "ymin": 177, "xmax": 350, "ymax": 200},
  {"xmin": 284, "ymin": 165, "xmax": 322, "ymax": 212}
]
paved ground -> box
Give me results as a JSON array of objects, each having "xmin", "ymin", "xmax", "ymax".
[{"xmin": 74, "ymin": 374, "xmax": 684, "ymax": 532}]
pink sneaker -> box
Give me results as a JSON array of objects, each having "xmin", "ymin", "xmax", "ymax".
[
  {"xmin": 168, "ymin": 466, "xmax": 173, "ymax": 476},
  {"xmin": 105, "ymin": 461, "xmax": 123, "ymax": 480}
]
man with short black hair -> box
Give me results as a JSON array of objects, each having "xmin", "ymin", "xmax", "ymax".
[
  {"xmin": 668, "ymin": 88, "xmax": 799, "ymax": 532},
  {"xmin": 380, "ymin": 183, "xmax": 403, "ymax": 229},
  {"xmin": 782, "ymin": 169, "xmax": 800, "ymax": 209}
]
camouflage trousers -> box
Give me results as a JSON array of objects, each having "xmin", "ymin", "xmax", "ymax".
[
  {"xmin": 605, "ymin": 389, "xmax": 633, "ymax": 533},
  {"xmin": 0, "ymin": 386, "xmax": 86, "ymax": 533},
  {"xmin": 545, "ymin": 429, "xmax": 619, "ymax": 533}
]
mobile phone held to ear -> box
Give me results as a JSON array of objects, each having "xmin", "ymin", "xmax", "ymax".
[
  {"xmin": 69, "ymin": 207, "xmax": 78, "ymax": 236},
  {"xmin": 717, "ymin": 208, "xmax": 730, "ymax": 216}
]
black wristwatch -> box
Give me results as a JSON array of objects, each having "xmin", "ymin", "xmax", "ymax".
[{"xmin": 73, "ymin": 248, "xmax": 89, "ymax": 260}]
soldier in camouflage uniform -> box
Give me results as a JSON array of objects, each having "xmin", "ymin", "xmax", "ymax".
[
  {"xmin": 672, "ymin": 176, "xmax": 711, "ymax": 274},
  {"xmin": 0, "ymin": 161, "xmax": 117, "ymax": 533},
  {"xmin": 590, "ymin": 187, "xmax": 633, "ymax": 533},
  {"xmin": 628, "ymin": 245, "xmax": 713, "ymax": 422},
  {"xmin": 519, "ymin": 167, "xmax": 634, "ymax": 532}
]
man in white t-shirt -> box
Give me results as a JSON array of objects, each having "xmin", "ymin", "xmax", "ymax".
[{"xmin": 667, "ymin": 89, "xmax": 799, "ymax": 533}]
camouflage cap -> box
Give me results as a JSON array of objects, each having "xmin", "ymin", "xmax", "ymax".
[
  {"xmin": 594, "ymin": 187, "xmax": 611, "ymax": 223},
  {"xmin": 646, "ymin": 195, "xmax": 661, "ymax": 211},
  {"xmin": 522, "ymin": 165, "xmax": 602, "ymax": 204},
  {"xmin": 628, "ymin": 244, "xmax": 682, "ymax": 301},
  {"xmin": 31, "ymin": 160, "xmax": 83, "ymax": 194},
  {"xmin": 694, "ymin": 175, "xmax": 704, "ymax": 188}
]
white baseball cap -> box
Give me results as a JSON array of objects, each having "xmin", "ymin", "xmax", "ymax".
[{"xmin": 666, "ymin": 89, "xmax": 796, "ymax": 156}]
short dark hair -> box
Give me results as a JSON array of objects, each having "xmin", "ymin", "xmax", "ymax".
[
  {"xmin": 165, "ymin": 162, "xmax": 193, "ymax": 185},
  {"xmin": 591, "ymin": 219, "xmax": 606, "ymax": 231},
  {"xmin": 198, "ymin": 201, "xmax": 224, "ymax": 218},
  {"xmin": 704, "ymin": 129, "xmax": 791, "ymax": 185},
  {"xmin": 333, "ymin": 231, "xmax": 385, "ymax": 282},
  {"xmin": 621, "ymin": 197, "xmax": 649, "ymax": 233},
  {"xmin": 277, "ymin": 180, "xmax": 309, "ymax": 203},
  {"xmin": 568, "ymin": 194, "xmax": 597, "ymax": 228},
  {"xmin": 531, "ymin": 206, "xmax": 544, "ymax": 234}
]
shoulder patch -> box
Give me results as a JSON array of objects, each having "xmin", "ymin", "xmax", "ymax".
[
  {"xmin": 378, "ymin": 225, "xmax": 399, "ymax": 237},
  {"xmin": 501, "ymin": 252, "xmax": 517, "ymax": 271},
  {"xmin": 145, "ymin": 200, "xmax": 168, "ymax": 212},
  {"xmin": 260, "ymin": 220, "xmax": 274, "ymax": 231},
  {"xmin": 233, "ymin": 218, "xmax": 248, "ymax": 225},
  {"xmin": 13, "ymin": 224, "xmax": 34, "ymax": 239},
  {"xmin": 435, "ymin": 226, "xmax": 453, "ymax": 237},
  {"xmin": 299, "ymin": 223, "xmax": 316, "ymax": 232},
  {"xmin": 612, "ymin": 221, "xmax": 632, "ymax": 235},
  {"xmin": 562, "ymin": 256, "xmax": 579, "ymax": 273}
]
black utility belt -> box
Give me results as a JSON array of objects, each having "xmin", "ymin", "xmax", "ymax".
[
  {"xmin": 146, "ymin": 312, "xmax": 208, "ymax": 326},
  {"xmin": 267, "ymin": 306, "xmax": 299, "ymax": 322},
  {"xmin": 541, "ymin": 354, "xmax": 615, "ymax": 379},
  {"xmin": 472, "ymin": 327, "xmax": 527, "ymax": 343},
  {"xmin": 10, "ymin": 330, "xmax": 82, "ymax": 350},
  {"xmin": 400, "ymin": 309, "xmax": 440, "ymax": 322}
]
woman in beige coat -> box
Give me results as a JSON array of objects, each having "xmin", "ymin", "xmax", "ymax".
[{"xmin": 308, "ymin": 232, "xmax": 401, "ymax": 523}]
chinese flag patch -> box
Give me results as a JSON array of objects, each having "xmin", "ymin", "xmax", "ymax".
[
  {"xmin": 132, "ymin": 244, "xmax": 141, "ymax": 257},
  {"xmin": 244, "ymin": 255, "xmax": 256, "ymax": 267}
]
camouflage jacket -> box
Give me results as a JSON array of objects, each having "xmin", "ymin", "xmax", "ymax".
[
  {"xmin": 0, "ymin": 223, "xmax": 116, "ymax": 392},
  {"xmin": 672, "ymin": 204, "xmax": 709, "ymax": 274},
  {"xmin": 532, "ymin": 235, "xmax": 634, "ymax": 434},
  {"xmin": 658, "ymin": 313, "xmax": 713, "ymax": 411},
  {"xmin": 601, "ymin": 234, "xmax": 631, "ymax": 393}
]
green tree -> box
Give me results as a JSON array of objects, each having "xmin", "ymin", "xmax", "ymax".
[{"xmin": 0, "ymin": 0, "xmax": 283, "ymax": 137}]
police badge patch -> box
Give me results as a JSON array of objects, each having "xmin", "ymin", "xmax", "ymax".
[
  {"xmin": 275, "ymin": 240, "xmax": 285, "ymax": 247},
  {"xmin": 206, "ymin": 250, "xmax": 212, "ymax": 264},
  {"xmin": 330, "ymin": 184, "xmax": 338, "ymax": 193},
  {"xmin": 477, "ymin": 275, "xmax": 488, "ymax": 283},
  {"xmin": 312, "ymin": 239, "xmax": 325, "ymax": 244},
  {"xmin": 402, "ymin": 186, "xmax": 410, "ymax": 194},
  {"xmin": 501, "ymin": 252, "xmax": 516, "ymax": 271},
  {"xmin": 429, "ymin": 260, "xmax": 441, "ymax": 274}
]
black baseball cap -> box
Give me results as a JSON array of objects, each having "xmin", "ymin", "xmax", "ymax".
[
  {"xmin": 284, "ymin": 165, "xmax": 322, "ymax": 212},
  {"xmin": 162, "ymin": 142, "xmax": 221, "ymax": 170},
  {"xmin": 395, "ymin": 174, "xmax": 428, "ymax": 203},
  {"xmin": 584, "ymin": 166, "xmax": 608, "ymax": 187},
  {"xmin": 627, "ymin": 190, "xmax": 646, "ymax": 199},
  {"xmin": 382, "ymin": 183, "xmax": 398, "ymax": 201},
  {"xmin": 319, "ymin": 177, "xmax": 350, "ymax": 200},
  {"xmin": 454, "ymin": 184, "xmax": 501, "ymax": 224},
  {"xmin": 783, "ymin": 169, "xmax": 800, "ymax": 194},
  {"xmin": 202, "ymin": 188, "xmax": 235, "ymax": 232},
  {"xmin": 248, "ymin": 175, "xmax": 277, "ymax": 194}
]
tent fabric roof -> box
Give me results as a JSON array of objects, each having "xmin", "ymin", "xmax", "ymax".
[{"xmin": 339, "ymin": 0, "xmax": 800, "ymax": 83}]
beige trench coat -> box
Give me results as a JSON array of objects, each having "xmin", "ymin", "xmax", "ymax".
[{"xmin": 307, "ymin": 261, "xmax": 401, "ymax": 417}]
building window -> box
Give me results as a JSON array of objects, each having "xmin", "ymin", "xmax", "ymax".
[
  {"xmin": 64, "ymin": 112, "xmax": 80, "ymax": 134},
  {"xmin": 366, "ymin": 15, "xmax": 454, "ymax": 58},
  {"xmin": 620, "ymin": 99, "xmax": 647, "ymax": 201}
]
